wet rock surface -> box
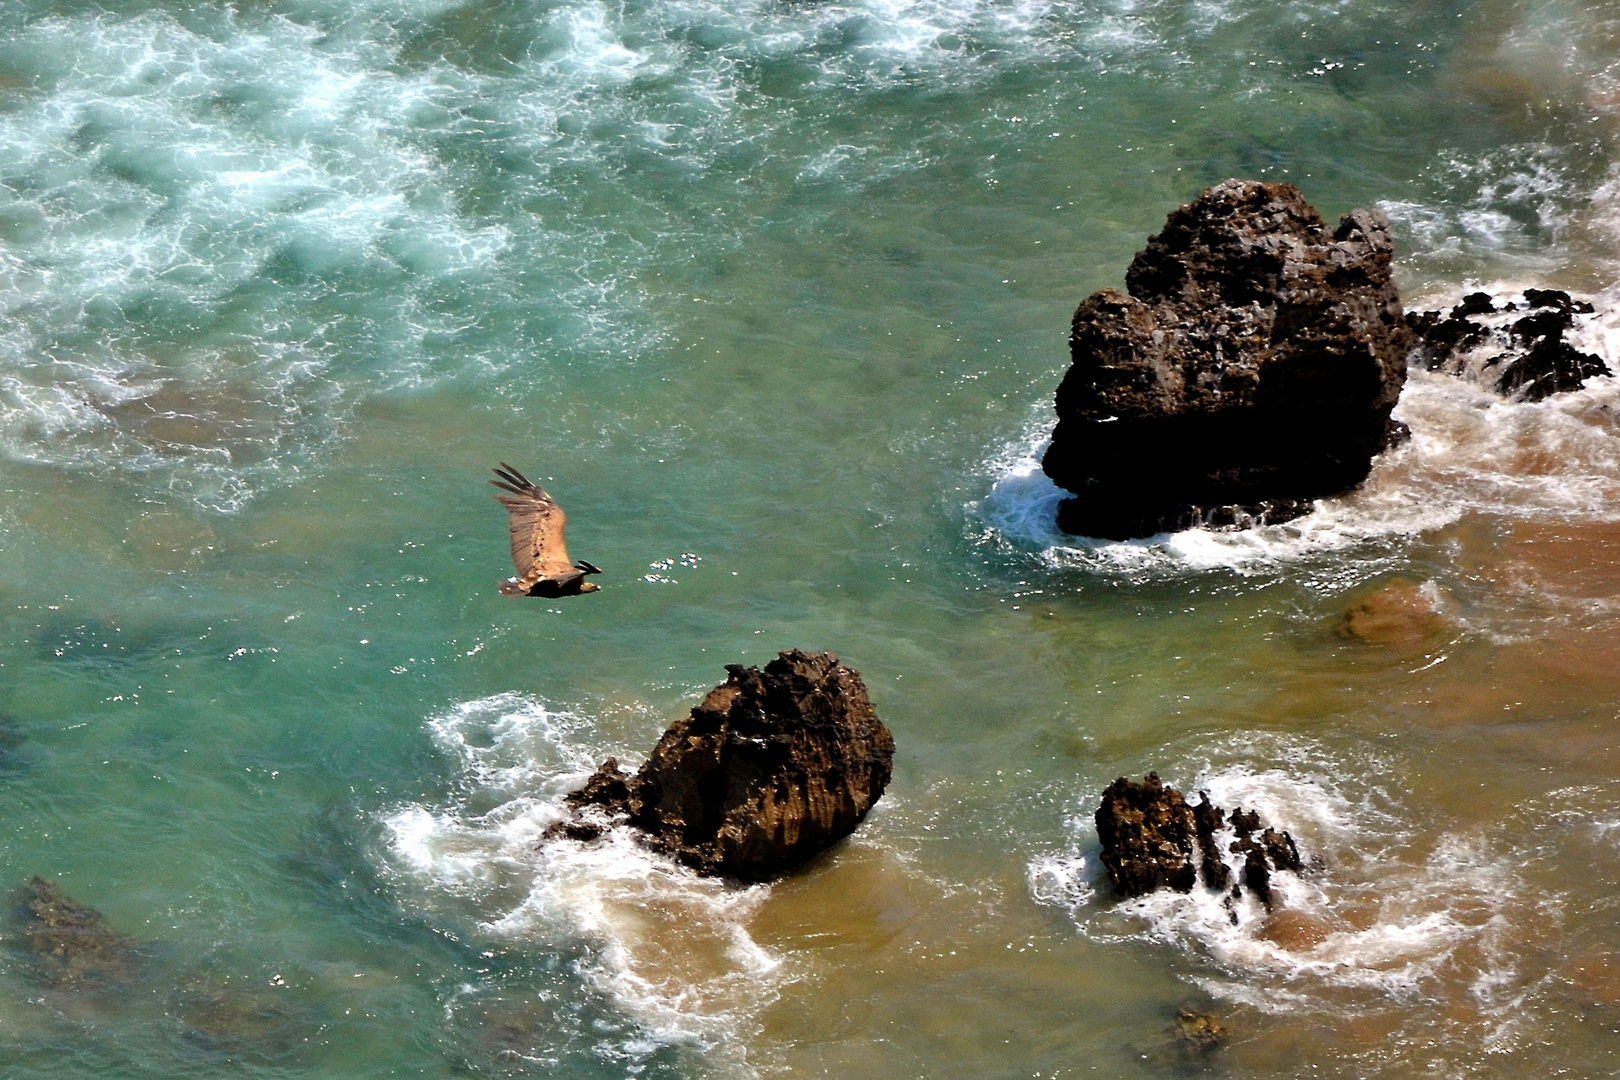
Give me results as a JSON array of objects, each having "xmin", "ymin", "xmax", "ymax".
[
  {"xmin": 1257, "ymin": 908, "xmax": 1332, "ymax": 951},
  {"xmin": 545, "ymin": 757, "xmax": 635, "ymax": 842},
  {"xmin": 17, "ymin": 877, "xmax": 137, "ymax": 989},
  {"xmin": 1096, "ymin": 774, "xmax": 1200, "ymax": 895},
  {"xmin": 1043, "ymin": 179, "xmax": 1410, "ymax": 539},
  {"xmin": 1096, "ymin": 774, "xmax": 1304, "ymax": 910},
  {"xmin": 548, "ymin": 649, "xmax": 895, "ymax": 881},
  {"xmin": 1407, "ymin": 288, "xmax": 1608, "ymax": 401}
]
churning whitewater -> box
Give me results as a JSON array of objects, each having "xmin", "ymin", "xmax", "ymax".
[{"xmin": 384, "ymin": 694, "xmax": 788, "ymax": 1070}]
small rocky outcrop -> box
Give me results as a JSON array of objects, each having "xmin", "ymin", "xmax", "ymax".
[
  {"xmin": 547, "ymin": 650, "xmax": 895, "ymax": 881},
  {"xmin": 1096, "ymin": 774, "xmax": 1200, "ymax": 895},
  {"xmin": 1096, "ymin": 774, "xmax": 1304, "ymax": 911},
  {"xmin": 1043, "ymin": 179, "xmax": 1411, "ymax": 539},
  {"xmin": 18, "ymin": 877, "xmax": 136, "ymax": 988},
  {"xmin": 1406, "ymin": 288, "xmax": 1608, "ymax": 401}
]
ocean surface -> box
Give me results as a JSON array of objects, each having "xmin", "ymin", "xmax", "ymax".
[{"xmin": 3, "ymin": 0, "xmax": 1620, "ymax": 1076}]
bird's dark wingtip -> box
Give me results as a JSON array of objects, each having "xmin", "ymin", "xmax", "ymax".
[{"xmin": 492, "ymin": 462, "xmax": 529, "ymax": 484}]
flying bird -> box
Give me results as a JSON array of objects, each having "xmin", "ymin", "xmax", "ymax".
[{"xmin": 489, "ymin": 463, "xmax": 602, "ymax": 598}]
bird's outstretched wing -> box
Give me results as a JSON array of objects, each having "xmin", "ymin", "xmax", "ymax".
[{"xmin": 491, "ymin": 463, "xmax": 574, "ymax": 588}]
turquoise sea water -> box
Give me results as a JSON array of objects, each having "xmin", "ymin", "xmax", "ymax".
[{"xmin": 5, "ymin": 0, "xmax": 1620, "ymax": 1076}]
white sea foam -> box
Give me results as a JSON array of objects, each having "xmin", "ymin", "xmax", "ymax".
[
  {"xmin": 383, "ymin": 694, "xmax": 787, "ymax": 1074},
  {"xmin": 1030, "ymin": 735, "xmax": 1535, "ymax": 1019},
  {"xmin": 0, "ymin": 12, "xmax": 512, "ymax": 507}
]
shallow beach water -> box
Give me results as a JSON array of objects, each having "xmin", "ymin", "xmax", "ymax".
[{"xmin": 4, "ymin": 0, "xmax": 1620, "ymax": 1076}]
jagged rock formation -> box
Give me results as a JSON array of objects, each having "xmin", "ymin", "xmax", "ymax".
[
  {"xmin": 1407, "ymin": 288, "xmax": 1608, "ymax": 401},
  {"xmin": 1095, "ymin": 774, "xmax": 1304, "ymax": 911},
  {"xmin": 1096, "ymin": 773, "xmax": 1200, "ymax": 895},
  {"xmin": 547, "ymin": 650, "xmax": 894, "ymax": 881},
  {"xmin": 18, "ymin": 877, "xmax": 136, "ymax": 988},
  {"xmin": 1043, "ymin": 179, "xmax": 1411, "ymax": 539}
]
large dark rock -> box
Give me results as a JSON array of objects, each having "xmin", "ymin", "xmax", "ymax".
[
  {"xmin": 1043, "ymin": 180, "xmax": 1411, "ymax": 539},
  {"xmin": 548, "ymin": 650, "xmax": 895, "ymax": 881},
  {"xmin": 1407, "ymin": 288, "xmax": 1608, "ymax": 401},
  {"xmin": 1096, "ymin": 774, "xmax": 1304, "ymax": 911}
]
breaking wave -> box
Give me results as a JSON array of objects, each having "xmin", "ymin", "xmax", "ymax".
[{"xmin": 381, "ymin": 693, "xmax": 787, "ymax": 1075}]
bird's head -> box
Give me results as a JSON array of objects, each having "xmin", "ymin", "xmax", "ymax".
[{"xmin": 579, "ymin": 581, "xmax": 602, "ymax": 593}]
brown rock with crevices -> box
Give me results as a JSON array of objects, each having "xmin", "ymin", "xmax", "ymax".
[
  {"xmin": 1044, "ymin": 179, "xmax": 1411, "ymax": 539},
  {"xmin": 541, "ymin": 757, "xmax": 636, "ymax": 842},
  {"xmin": 548, "ymin": 650, "xmax": 895, "ymax": 881},
  {"xmin": 1095, "ymin": 773, "xmax": 1199, "ymax": 897},
  {"xmin": 564, "ymin": 757, "xmax": 633, "ymax": 813}
]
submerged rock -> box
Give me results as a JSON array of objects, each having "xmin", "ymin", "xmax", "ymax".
[
  {"xmin": 1096, "ymin": 775, "xmax": 1304, "ymax": 909},
  {"xmin": 171, "ymin": 977, "xmax": 310, "ymax": 1058},
  {"xmin": 1043, "ymin": 179, "xmax": 1410, "ymax": 539},
  {"xmin": 1257, "ymin": 908, "xmax": 1332, "ymax": 951},
  {"xmin": 1407, "ymin": 288, "xmax": 1608, "ymax": 401},
  {"xmin": 18, "ymin": 877, "xmax": 136, "ymax": 989},
  {"xmin": 1340, "ymin": 579, "xmax": 1450, "ymax": 646},
  {"xmin": 1175, "ymin": 1005, "xmax": 1228, "ymax": 1051},
  {"xmin": 0, "ymin": 714, "xmax": 23, "ymax": 774},
  {"xmin": 547, "ymin": 650, "xmax": 895, "ymax": 881}
]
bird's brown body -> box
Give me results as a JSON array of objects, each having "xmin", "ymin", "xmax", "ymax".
[{"xmin": 490, "ymin": 464, "xmax": 601, "ymax": 598}]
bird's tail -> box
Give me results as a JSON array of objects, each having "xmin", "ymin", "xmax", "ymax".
[{"xmin": 498, "ymin": 579, "xmax": 527, "ymax": 597}]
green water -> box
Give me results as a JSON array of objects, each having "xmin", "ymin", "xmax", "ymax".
[{"xmin": 4, "ymin": 0, "xmax": 1620, "ymax": 1075}]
